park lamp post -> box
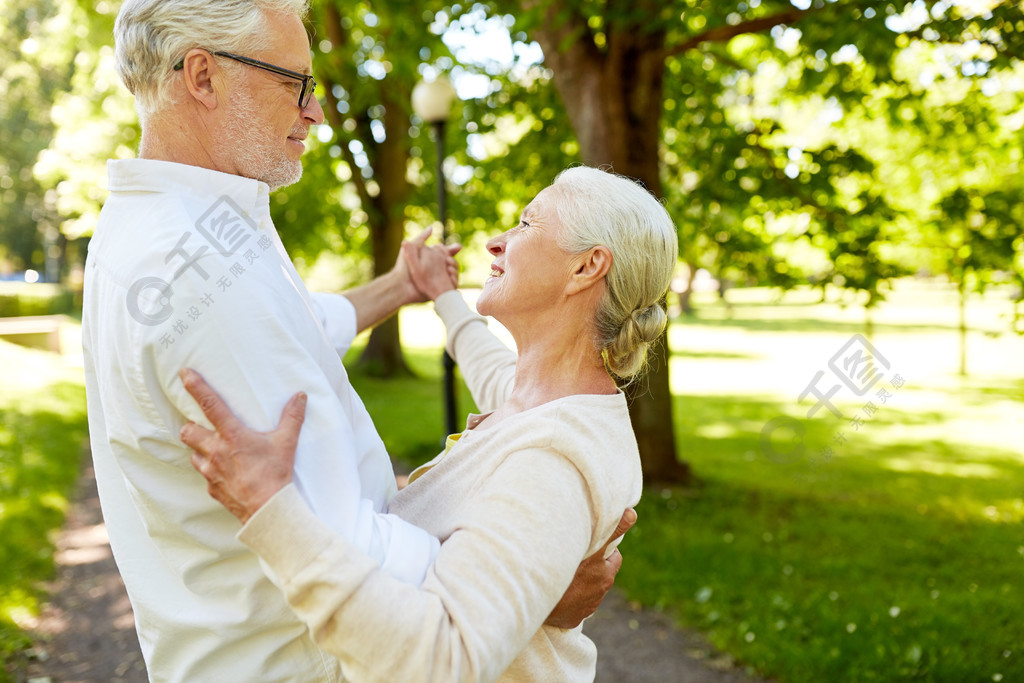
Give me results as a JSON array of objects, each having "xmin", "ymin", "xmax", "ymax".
[{"xmin": 412, "ymin": 75, "xmax": 459, "ymax": 437}]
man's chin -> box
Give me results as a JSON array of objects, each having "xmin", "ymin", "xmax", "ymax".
[{"xmin": 265, "ymin": 163, "xmax": 303, "ymax": 192}]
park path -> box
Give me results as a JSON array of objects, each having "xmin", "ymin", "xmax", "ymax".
[{"xmin": 19, "ymin": 454, "xmax": 769, "ymax": 683}]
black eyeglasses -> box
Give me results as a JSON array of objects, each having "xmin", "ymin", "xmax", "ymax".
[{"xmin": 174, "ymin": 51, "xmax": 317, "ymax": 109}]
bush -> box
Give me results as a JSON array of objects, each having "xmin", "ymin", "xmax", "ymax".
[{"xmin": 0, "ymin": 283, "xmax": 76, "ymax": 318}]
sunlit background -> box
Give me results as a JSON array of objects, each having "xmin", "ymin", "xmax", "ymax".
[{"xmin": 1, "ymin": 1, "xmax": 1022, "ymax": 681}]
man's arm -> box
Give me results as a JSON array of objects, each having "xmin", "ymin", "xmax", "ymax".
[
  {"xmin": 153, "ymin": 244, "xmax": 444, "ymax": 585},
  {"xmin": 342, "ymin": 227, "xmax": 460, "ymax": 334}
]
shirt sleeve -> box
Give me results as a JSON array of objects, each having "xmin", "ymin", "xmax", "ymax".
[
  {"xmin": 238, "ymin": 447, "xmax": 593, "ymax": 683},
  {"xmin": 310, "ymin": 291, "xmax": 358, "ymax": 356},
  {"xmin": 433, "ymin": 290, "xmax": 516, "ymax": 413},
  {"xmin": 144, "ymin": 253, "xmax": 439, "ymax": 586}
]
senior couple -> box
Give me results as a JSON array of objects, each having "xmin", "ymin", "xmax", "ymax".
[{"xmin": 84, "ymin": 0, "xmax": 678, "ymax": 681}]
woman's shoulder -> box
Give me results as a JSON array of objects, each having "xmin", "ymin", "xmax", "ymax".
[
  {"xmin": 449, "ymin": 392, "xmax": 639, "ymax": 496},
  {"xmin": 529, "ymin": 394, "xmax": 641, "ymax": 489},
  {"xmin": 547, "ymin": 392, "xmax": 634, "ymax": 438}
]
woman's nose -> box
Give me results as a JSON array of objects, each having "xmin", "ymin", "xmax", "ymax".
[{"xmin": 486, "ymin": 234, "xmax": 506, "ymax": 255}]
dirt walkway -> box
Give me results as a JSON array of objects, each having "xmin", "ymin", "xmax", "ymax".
[{"xmin": 17, "ymin": 458, "xmax": 768, "ymax": 683}]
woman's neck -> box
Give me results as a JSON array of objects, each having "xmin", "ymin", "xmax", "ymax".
[{"xmin": 499, "ymin": 324, "xmax": 617, "ymax": 418}]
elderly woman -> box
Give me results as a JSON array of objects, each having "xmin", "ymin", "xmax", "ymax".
[{"xmin": 180, "ymin": 165, "xmax": 678, "ymax": 681}]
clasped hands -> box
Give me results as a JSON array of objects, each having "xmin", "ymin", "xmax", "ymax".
[{"xmin": 396, "ymin": 225, "xmax": 461, "ymax": 303}]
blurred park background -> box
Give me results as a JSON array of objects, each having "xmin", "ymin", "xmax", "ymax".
[{"xmin": 1, "ymin": 0, "xmax": 1022, "ymax": 681}]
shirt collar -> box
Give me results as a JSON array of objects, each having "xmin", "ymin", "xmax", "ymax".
[{"xmin": 107, "ymin": 158, "xmax": 270, "ymax": 216}]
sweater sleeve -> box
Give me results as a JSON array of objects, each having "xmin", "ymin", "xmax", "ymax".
[
  {"xmin": 433, "ymin": 290, "xmax": 516, "ymax": 413},
  {"xmin": 239, "ymin": 446, "xmax": 594, "ymax": 683}
]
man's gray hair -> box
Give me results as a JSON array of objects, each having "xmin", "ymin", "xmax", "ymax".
[{"xmin": 114, "ymin": 0, "xmax": 310, "ymax": 118}]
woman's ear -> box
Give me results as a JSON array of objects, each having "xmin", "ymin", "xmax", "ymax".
[
  {"xmin": 180, "ymin": 49, "xmax": 221, "ymax": 110},
  {"xmin": 566, "ymin": 246, "xmax": 612, "ymax": 296}
]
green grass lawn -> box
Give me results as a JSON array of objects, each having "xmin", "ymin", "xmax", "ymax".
[
  {"xmin": 622, "ymin": 281, "xmax": 1024, "ymax": 681},
  {"xmin": 352, "ymin": 279, "xmax": 1024, "ymax": 682},
  {"xmin": 623, "ymin": 385, "xmax": 1023, "ymax": 681},
  {"xmin": 0, "ymin": 340, "xmax": 88, "ymax": 672}
]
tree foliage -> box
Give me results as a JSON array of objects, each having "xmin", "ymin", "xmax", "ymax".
[
  {"xmin": 272, "ymin": 1, "xmax": 473, "ymax": 375},
  {"xmin": 0, "ymin": 0, "xmax": 72, "ymax": 273},
  {"xmin": 2, "ymin": 0, "xmax": 1021, "ymax": 470},
  {"xmin": 0, "ymin": 0, "xmax": 134, "ymax": 278}
]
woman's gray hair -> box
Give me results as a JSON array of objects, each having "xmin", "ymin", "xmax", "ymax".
[
  {"xmin": 552, "ymin": 166, "xmax": 678, "ymax": 380},
  {"xmin": 114, "ymin": 0, "xmax": 310, "ymax": 118}
]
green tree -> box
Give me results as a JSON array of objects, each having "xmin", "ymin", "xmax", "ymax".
[
  {"xmin": 0, "ymin": 0, "xmax": 136, "ymax": 286},
  {"xmin": 32, "ymin": 1, "xmax": 136, "ymax": 277},
  {"xmin": 938, "ymin": 188, "xmax": 1024, "ymax": 374},
  {"xmin": 843, "ymin": 31, "xmax": 1024, "ymax": 365},
  {"xmin": 0, "ymin": 0, "xmax": 75, "ymax": 275}
]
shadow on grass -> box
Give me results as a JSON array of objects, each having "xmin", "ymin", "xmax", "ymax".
[
  {"xmin": 669, "ymin": 393, "xmax": 1022, "ymax": 507},
  {"xmin": 679, "ymin": 312, "xmax": 967, "ymax": 336},
  {"xmin": 622, "ymin": 479, "xmax": 1023, "ymax": 681},
  {"xmin": 618, "ymin": 391, "xmax": 1024, "ymax": 681},
  {"xmin": 931, "ymin": 377, "xmax": 1024, "ymax": 406},
  {"xmin": 670, "ymin": 348, "xmax": 761, "ymax": 360}
]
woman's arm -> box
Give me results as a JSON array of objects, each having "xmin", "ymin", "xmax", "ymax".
[
  {"xmin": 242, "ymin": 448, "xmax": 592, "ymax": 682},
  {"xmin": 402, "ymin": 236, "xmax": 517, "ymax": 412},
  {"xmin": 433, "ymin": 291, "xmax": 517, "ymax": 412}
]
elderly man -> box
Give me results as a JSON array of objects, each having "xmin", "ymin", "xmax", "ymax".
[{"xmin": 84, "ymin": 1, "xmax": 629, "ymax": 681}]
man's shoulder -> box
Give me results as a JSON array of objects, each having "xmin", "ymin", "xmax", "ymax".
[{"xmin": 98, "ymin": 190, "xmax": 190, "ymax": 237}]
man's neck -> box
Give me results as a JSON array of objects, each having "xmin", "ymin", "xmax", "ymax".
[{"xmin": 138, "ymin": 115, "xmax": 225, "ymax": 175}]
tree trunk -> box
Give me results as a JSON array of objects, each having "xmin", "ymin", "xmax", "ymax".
[
  {"xmin": 356, "ymin": 80, "xmax": 415, "ymax": 377},
  {"xmin": 358, "ymin": 207, "xmax": 410, "ymax": 376},
  {"xmin": 678, "ymin": 261, "xmax": 698, "ymax": 315},
  {"xmin": 357, "ymin": 224, "xmax": 412, "ymax": 378},
  {"xmin": 321, "ymin": 3, "xmax": 413, "ymax": 378},
  {"xmin": 531, "ymin": 10, "xmax": 690, "ymax": 483}
]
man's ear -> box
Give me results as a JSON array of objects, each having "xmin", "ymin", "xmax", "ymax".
[
  {"xmin": 179, "ymin": 49, "xmax": 221, "ymax": 110},
  {"xmin": 566, "ymin": 246, "xmax": 612, "ymax": 296}
]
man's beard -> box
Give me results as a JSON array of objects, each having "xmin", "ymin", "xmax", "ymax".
[{"xmin": 224, "ymin": 90, "xmax": 303, "ymax": 191}]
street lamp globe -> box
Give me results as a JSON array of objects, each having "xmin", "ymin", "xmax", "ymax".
[{"xmin": 412, "ymin": 76, "xmax": 457, "ymax": 123}]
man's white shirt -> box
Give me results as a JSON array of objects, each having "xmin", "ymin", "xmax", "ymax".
[{"xmin": 82, "ymin": 158, "xmax": 440, "ymax": 682}]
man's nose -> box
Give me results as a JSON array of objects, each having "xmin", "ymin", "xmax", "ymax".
[{"xmin": 304, "ymin": 96, "xmax": 325, "ymax": 125}]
